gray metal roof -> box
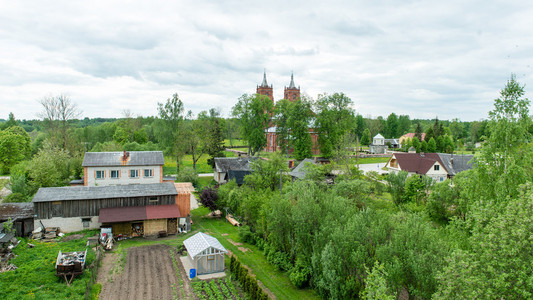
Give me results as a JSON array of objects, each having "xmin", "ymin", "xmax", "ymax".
[
  {"xmin": 82, "ymin": 151, "xmax": 164, "ymax": 167},
  {"xmin": 214, "ymin": 157, "xmax": 254, "ymax": 173},
  {"xmin": 437, "ymin": 153, "xmax": 474, "ymax": 176},
  {"xmin": 183, "ymin": 232, "xmax": 227, "ymax": 258},
  {"xmin": 290, "ymin": 158, "xmax": 316, "ymax": 179},
  {"xmin": 32, "ymin": 182, "xmax": 177, "ymax": 203}
]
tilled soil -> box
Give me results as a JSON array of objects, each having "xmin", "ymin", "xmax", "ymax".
[{"xmin": 99, "ymin": 244, "xmax": 185, "ymax": 300}]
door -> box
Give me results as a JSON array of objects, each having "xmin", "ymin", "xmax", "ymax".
[{"xmin": 167, "ymin": 218, "xmax": 177, "ymax": 235}]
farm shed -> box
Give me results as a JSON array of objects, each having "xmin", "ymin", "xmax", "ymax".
[
  {"xmin": 183, "ymin": 232, "xmax": 227, "ymax": 275},
  {"xmin": 32, "ymin": 183, "xmax": 178, "ymax": 232},
  {"xmin": 0, "ymin": 203, "xmax": 34, "ymax": 236},
  {"xmin": 98, "ymin": 204, "xmax": 184, "ymax": 236}
]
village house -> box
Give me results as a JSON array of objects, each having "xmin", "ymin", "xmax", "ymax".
[
  {"xmin": 73, "ymin": 151, "xmax": 170, "ymax": 187},
  {"xmin": 386, "ymin": 152, "xmax": 474, "ymax": 181},
  {"xmin": 214, "ymin": 157, "xmax": 255, "ymax": 185},
  {"xmin": 399, "ymin": 132, "xmax": 426, "ymax": 148}
]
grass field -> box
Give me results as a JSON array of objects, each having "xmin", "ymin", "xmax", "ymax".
[
  {"xmin": 357, "ymin": 157, "xmax": 391, "ymax": 164},
  {"xmin": 0, "ymin": 230, "xmax": 99, "ymax": 299}
]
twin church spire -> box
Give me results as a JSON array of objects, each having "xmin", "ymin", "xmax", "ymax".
[{"xmin": 256, "ymin": 70, "xmax": 300, "ymax": 102}]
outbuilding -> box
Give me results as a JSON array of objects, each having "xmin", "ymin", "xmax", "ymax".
[{"xmin": 183, "ymin": 232, "xmax": 227, "ymax": 275}]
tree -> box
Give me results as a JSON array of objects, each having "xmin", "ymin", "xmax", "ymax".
[
  {"xmin": 435, "ymin": 185, "xmax": 533, "ymax": 298},
  {"xmin": 28, "ymin": 140, "xmax": 78, "ymax": 187},
  {"xmin": 38, "ymin": 95, "xmax": 81, "ymax": 149},
  {"xmin": 1, "ymin": 112, "xmax": 17, "ymax": 130},
  {"xmin": 427, "ymin": 137, "xmax": 437, "ymax": 152},
  {"xmin": 355, "ymin": 114, "xmax": 366, "ymax": 139},
  {"xmin": 181, "ymin": 111, "xmax": 207, "ymax": 172},
  {"xmin": 386, "ymin": 171, "xmax": 408, "ymax": 205},
  {"xmin": 385, "ymin": 113, "xmax": 398, "ymax": 138},
  {"xmin": 245, "ymin": 152, "xmax": 289, "ymax": 191},
  {"xmin": 201, "ymin": 109, "xmax": 226, "ymax": 168},
  {"xmin": 361, "ymin": 261, "xmax": 395, "ymax": 300},
  {"xmin": 274, "ymin": 99, "xmax": 292, "ymax": 156},
  {"xmin": 414, "ymin": 122, "xmax": 423, "ymax": 141},
  {"xmin": 314, "ymin": 93, "xmax": 356, "ymax": 158},
  {"xmin": 0, "ymin": 126, "xmax": 31, "ymax": 173},
  {"xmin": 157, "ymin": 93, "xmax": 185, "ymax": 173},
  {"xmin": 199, "ymin": 186, "xmax": 219, "ymax": 212},
  {"xmin": 232, "ymin": 94, "xmax": 274, "ymax": 156},
  {"xmin": 411, "ymin": 137, "xmax": 421, "ymax": 153},
  {"xmin": 289, "ymin": 97, "xmax": 313, "ymax": 160},
  {"xmin": 397, "ymin": 115, "xmax": 411, "ymax": 137},
  {"xmin": 361, "ymin": 128, "xmax": 371, "ymax": 146}
]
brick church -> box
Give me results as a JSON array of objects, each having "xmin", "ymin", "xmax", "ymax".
[{"xmin": 258, "ymin": 72, "xmax": 320, "ymax": 155}]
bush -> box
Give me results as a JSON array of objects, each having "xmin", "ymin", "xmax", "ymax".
[
  {"xmin": 177, "ymin": 167, "xmax": 198, "ymax": 186},
  {"xmin": 199, "ymin": 186, "xmax": 219, "ymax": 211},
  {"xmin": 238, "ymin": 225, "xmax": 255, "ymax": 244},
  {"xmin": 289, "ymin": 259, "xmax": 311, "ymax": 288},
  {"xmin": 3, "ymin": 192, "xmax": 27, "ymax": 203},
  {"xmin": 266, "ymin": 248, "xmax": 291, "ymax": 271}
]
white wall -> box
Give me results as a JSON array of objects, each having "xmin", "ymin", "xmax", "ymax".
[
  {"xmin": 425, "ymin": 162, "xmax": 448, "ymax": 182},
  {"xmin": 86, "ymin": 165, "xmax": 161, "ymax": 186},
  {"xmin": 35, "ymin": 216, "xmax": 101, "ymax": 233}
]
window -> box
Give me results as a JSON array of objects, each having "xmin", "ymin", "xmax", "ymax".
[
  {"xmin": 96, "ymin": 170, "xmax": 105, "ymax": 179},
  {"xmin": 149, "ymin": 197, "xmax": 159, "ymax": 204},
  {"xmin": 144, "ymin": 169, "xmax": 153, "ymax": 177},
  {"xmin": 434, "ymin": 165, "xmax": 440, "ymax": 171},
  {"xmin": 111, "ymin": 170, "xmax": 120, "ymax": 179},
  {"xmin": 130, "ymin": 169, "xmax": 139, "ymax": 178},
  {"xmin": 82, "ymin": 218, "xmax": 91, "ymax": 228}
]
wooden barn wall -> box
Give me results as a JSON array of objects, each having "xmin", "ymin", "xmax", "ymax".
[{"xmin": 35, "ymin": 195, "xmax": 175, "ymax": 219}]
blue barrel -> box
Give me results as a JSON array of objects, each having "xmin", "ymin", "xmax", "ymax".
[{"xmin": 189, "ymin": 268, "xmax": 196, "ymax": 278}]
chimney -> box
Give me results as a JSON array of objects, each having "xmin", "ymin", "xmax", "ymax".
[{"xmin": 121, "ymin": 151, "xmax": 130, "ymax": 165}]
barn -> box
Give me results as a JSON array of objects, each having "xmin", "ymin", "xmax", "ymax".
[
  {"xmin": 31, "ymin": 182, "xmax": 189, "ymax": 233},
  {"xmin": 183, "ymin": 232, "xmax": 227, "ymax": 275}
]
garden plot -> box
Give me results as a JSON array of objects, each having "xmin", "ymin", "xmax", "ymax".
[{"xmin": 99, "ymin": 244, "xmax": 186, "ymax": 300}]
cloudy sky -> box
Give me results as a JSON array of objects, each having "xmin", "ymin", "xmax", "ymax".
[{"xmin": 1, "ymin": 1, "xmax": 532, "ymax": 121}]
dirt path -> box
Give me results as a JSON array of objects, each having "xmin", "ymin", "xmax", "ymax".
[{"xmin": 99, "ymin": 244, "xmax": 184, "ymax": 300}]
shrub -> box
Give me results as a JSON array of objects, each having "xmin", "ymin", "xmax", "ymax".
[{"xmin": 177, "ymin": 167, "xmax": 198, "ymax": 186}]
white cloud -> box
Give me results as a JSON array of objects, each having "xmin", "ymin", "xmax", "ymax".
[{"xmin": 1, "ymin": 0, "xmax": 533, "ymax": 121}]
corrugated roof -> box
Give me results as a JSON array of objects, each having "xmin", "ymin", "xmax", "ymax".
[
  {"xmin": 183, "ymin": 232, "xmax": 227, "ymax": 258},
  {"xmin": 82, "ymin": 151, "xmax": 164, "ymax": 167},
  {"xmin": 0, "ymin": 203, "xmax": 34, "ymax": 221},
  {"xmin": 98, "ymin": 204, "xmax": 181, "ymax": 223},
  {"xmin": 32, "ymin": 183, "xmax": 177, "ymax": 203}
]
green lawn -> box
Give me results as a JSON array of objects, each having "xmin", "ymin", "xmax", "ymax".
[
  {"xmin": 357, "ymin": 157, "xmax": 391, "ymax": 164},
  {"xmin": 191, "ymin": 207, "xmax": 320, "ymax": 300},
  {"xmin": 164, "ymin": 155, "xmax": 213, "ymax": 175}
]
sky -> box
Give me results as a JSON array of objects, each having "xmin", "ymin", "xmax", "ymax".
[{"xmin": 1, "ymin": 1, "xmax": 532, "ymax": 122}]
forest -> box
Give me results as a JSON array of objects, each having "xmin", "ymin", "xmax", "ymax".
[{"xmin": 1, "ymin": 77, "xmax": 531, "ymax": 298}]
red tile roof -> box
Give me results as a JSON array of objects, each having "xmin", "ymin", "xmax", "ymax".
[
  {"xmin": 391, "ymin": 153, "xmax": 447, "ymax": 175},
  {"xmin": 99, "ymin": 204, "xmax": 181, "ymax": 223}
]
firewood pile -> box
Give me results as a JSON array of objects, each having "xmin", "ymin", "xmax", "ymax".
[{"xmin": 131, "ymin": 224, "xmax": 143, "ymax": 236}]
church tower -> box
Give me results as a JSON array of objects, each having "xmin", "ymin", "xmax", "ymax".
[
  {"xmin": 256, "ymin": 70, "xmax": 274, "ymax": 102},
  {"xmin": 284, "ymin": 72, "xmax": 300, "ymax": 102}
]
